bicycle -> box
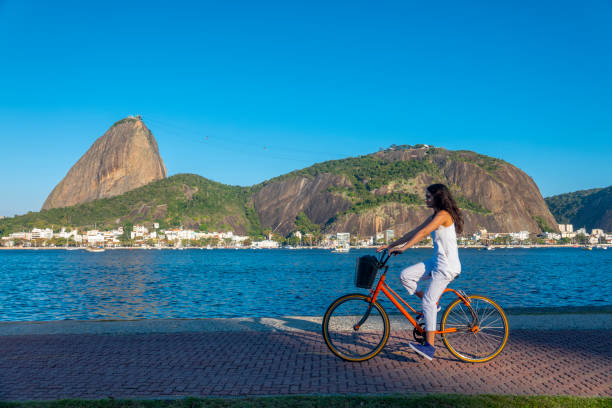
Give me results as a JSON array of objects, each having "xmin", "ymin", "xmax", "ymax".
[{"xmin": 322, "ymin": 250, "xmax": 509, "ymax": 363}]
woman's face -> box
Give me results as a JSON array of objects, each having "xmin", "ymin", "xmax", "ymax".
[{"xmin": 425, "ymin": 190, "xmax": 434, "ymax": 208}]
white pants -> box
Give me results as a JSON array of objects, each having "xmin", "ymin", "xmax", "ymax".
[{"xmin": 400, "ymin": 259, "xmax": 454, "ymax": 332}]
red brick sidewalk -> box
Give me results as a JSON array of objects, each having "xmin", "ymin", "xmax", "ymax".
[{"xmin": 0, "ymin": 329, "xmax": 610, "ymax": 400}]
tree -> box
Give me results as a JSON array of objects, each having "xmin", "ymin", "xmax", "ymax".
[
  {"xmin": 121, "ymin": 223, "xmax": 133, "ymax": 241},
  {"xmin": 295, "ymin": 212, "xmax": 320, "ymax": 234},
  {"xmin": 575, "ymin": 233, "xmax": 588, "ymax": 245},
  {"xmin": 286, "ymin": 236, "xmax": 300, "ymax": 246}
]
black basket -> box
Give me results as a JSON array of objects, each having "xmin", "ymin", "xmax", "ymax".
[{"xmin": 355, "ymin": 255, "xmax": 380, "ymax": 289}]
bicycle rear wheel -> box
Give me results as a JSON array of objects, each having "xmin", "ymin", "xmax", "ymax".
[
  {"xmin": 441, "ymin": 295, "xmax": 509, "ymax": 363},
  {"xmin": 322, "ymin": 294, "xmax": 390, "ymax": 362}
]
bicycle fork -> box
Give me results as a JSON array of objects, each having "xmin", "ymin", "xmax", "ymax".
[
  {"xmin": 353, "ymin": 303, "xmax": 374, "ymax": 331},
  {"xmin": 457, "ymin": 289, "xmax": 480, "ymax": 332}
]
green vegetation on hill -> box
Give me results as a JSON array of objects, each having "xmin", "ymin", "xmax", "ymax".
[
  {"xmin": 260, "ymin": 149, "xmax": 489, "ymax": 216},
  {"xmin": 261, "ymin": 153, "xmax": 439, "ymax": 190},
  {"xmin": 546, "ymin": 186, "xmax": 611, "ymax": 231},
  {"xmin": 428, "ymin": 147, "xmax": 504, "ymax": 174},
  {"xmin": 545, "ymin": 187, "xmax": 604, "ymax": 224},
  {"xmin": 0, "ymin": 174, "xmax": 261, "ymax": 237}
]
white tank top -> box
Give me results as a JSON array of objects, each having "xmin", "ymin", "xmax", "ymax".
[{"xmin": 431, "ymin": 223, "xmax": 461, "ymax": 278}]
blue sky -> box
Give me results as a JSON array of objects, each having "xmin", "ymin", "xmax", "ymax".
[{"xmin": 0, "ymin": 0, "xmax": 610, "ymax": 217}]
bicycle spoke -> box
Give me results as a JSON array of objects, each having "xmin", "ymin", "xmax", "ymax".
[
  {"xmin": 442, "ymin": 295, "xmax": 508, "ymax": 362},
  {"xmin": 323, "ymin": 295, "xmax": 388, "ymax": 361}
]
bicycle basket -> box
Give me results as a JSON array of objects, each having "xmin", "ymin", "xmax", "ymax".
[{"xmin": 355, "ymin": 255, "xmax": 380, "ymax": 289}]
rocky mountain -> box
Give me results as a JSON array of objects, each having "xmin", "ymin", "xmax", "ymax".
[
  {"xmin": 253, "ymin": 146, "xmax": 558, "ymax": 236},
  {"xmin": 42, "ymin": 116, "xmax": 167, "ymax": 210},
  {"xmin": 2, "ymin": 144, "xmax": 558, "ymax": 237},
  {"xmin": 546, "ymin": 186, "xmax": 612, "ymax": 231}
]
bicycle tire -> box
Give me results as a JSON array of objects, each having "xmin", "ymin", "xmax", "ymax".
[
  {"xmin": 322, "ymin": 294, "xmax": 390, "ymax": 362},
  {"xmin": 441, "ymin": 294, "xmax": 509, "ymax": 363}
]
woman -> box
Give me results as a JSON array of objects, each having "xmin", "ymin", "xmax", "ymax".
[{"xmin": 377, "ymin": 183, "xmax": 463, "ymax": 361}]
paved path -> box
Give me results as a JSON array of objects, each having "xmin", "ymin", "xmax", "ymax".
[{"xmin": 0, "ymin": 323, "xmax": 610, "ymax": 400}]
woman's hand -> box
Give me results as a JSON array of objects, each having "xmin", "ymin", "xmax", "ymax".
[
  {"xmin": 376, "ymin": 244, "xmax": 389, "ymax": 253},
  {"xmin": 389, "ymin": 245, "xmax": 406, "ymax": 256}
]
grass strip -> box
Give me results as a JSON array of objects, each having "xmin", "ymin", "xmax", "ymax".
[{"xmin": 1, "ymin": 395, "xmax": 610, "ymax": 408}]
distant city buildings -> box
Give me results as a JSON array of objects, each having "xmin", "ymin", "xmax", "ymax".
[{"xmin": 1, "ymin": 223, "xmax": 610, "ymax": 248}]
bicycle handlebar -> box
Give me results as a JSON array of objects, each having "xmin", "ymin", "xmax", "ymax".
[{"xmin": 377, "ymin": 249, "xmax": 392, "ymax": 268}]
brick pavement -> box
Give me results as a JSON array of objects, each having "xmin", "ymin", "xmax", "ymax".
[{"xmin": 0, "ymin": 329, "xmax": 610, "ymax": 400}]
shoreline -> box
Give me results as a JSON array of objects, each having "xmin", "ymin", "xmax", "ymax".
[
  {"xmin": 1, "ymin": 307, "xmax": 611, "ymax": 336},
  {"xmin": 0, "ymin": 244, "xmax": 608, "ymax": 250}
]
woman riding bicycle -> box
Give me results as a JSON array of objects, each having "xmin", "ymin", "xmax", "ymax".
[{"xmin": 377, "ymin": 183, "xmax": 463, "ymax": 361}]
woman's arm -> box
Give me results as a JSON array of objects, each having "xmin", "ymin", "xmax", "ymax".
[
  {"xmin": 389, "ymin": 211, "xmax": 450, "ymax": 254},
  {"xmin": 376, "ymin": 216, "xmax": 433, "ymax": 252}
]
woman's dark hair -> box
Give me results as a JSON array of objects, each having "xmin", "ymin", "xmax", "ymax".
[{"xmin": 427, "ymin": 184, "xmax": 464, "ymax": 234}]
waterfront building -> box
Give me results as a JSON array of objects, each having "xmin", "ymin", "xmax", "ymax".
[
  {"xmin": 86, "ymin": 230, "xmax": 105, "ymax": 246},
  {"xmin": 384, "ymin": 229, "xmax": 394, "ymax": 243},
  {"xmin": 559, "ymin": 224, "xmax": 574, "ymax": 233},
  {"xmin": 509, "ymin": 231, "xmax": 529, "ymax": 241},
  {"xmin": 252, "ymin": 239, "xmax": 280, "ymax": 249},
  {"xmin": 31, "ymin": 228, "xmax": 53, "ymax": 240},
  {"xmin": 131, "ymin": 225, "xmax": 149, "ymax": 239},
  {"xmin": 337, "ymin": 232, "xmax": 350, "ymax": 248},
  {"xmin": 9, "ymin": 232, "xmax": 31, "ymax": 240},
  {"xmin": 543, "ymin": 232, "xmax": 561, "ymax": 240},
  {"xmin": 591, "ymin": 229, "xmax": 605, "ymax": 237}
]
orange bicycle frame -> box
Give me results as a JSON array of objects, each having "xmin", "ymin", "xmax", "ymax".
[{"xmin": 367, "ymin": 265, "xmax": 470, "ymax": 335}]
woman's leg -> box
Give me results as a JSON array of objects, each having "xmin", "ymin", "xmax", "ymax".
[
  {"xmin": 399, "ymin": 262, "xmax": 429, "ymax": 295},
  {"xmin": 422, "ymin": 274, "xmax": 452, "ymax": 346}
]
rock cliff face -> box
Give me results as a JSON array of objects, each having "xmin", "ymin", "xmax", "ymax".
[
  {"xmin": 252, "ymin": 147, "xmax": 558, "ymax": 236},
  {"xmin": 42, "ymin": 117, "xmax": 166, "ymax": 210},
  {"xmin": 252, "ymin": 173, "xmax": 353, "ymax": 234}
]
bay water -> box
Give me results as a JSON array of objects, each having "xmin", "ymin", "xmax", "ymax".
[{"xmin": 0, "ymin": 248, "xmax": 610, "ymax": 321}]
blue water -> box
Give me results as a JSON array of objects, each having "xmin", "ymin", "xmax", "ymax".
[{"xmin": 0, "ymin": 248, "xmax": 610, "ymax": 321}]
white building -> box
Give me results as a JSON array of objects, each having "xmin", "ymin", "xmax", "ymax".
[
  {"xmin": 31, "ymin": 228, "xmax": 53, "ymax": 240},
  {"xmin": 252, "ymin": 239, "xmax": 279, "ymax": 249},
  {"xmin": 543, "ymin": 232, "xmax": 561, "ymax": 240},
  {"xmin": 591, "ymin": 229, "xmax": 605, "ymax": 237},
  {"xmin": 86, "ymin": 230, "xmax": 105, "ymax": 245},
  {"xmin": 131, "ymin": 225, "xmax": 149, "ymax": 239},
  {"xmin": 178, "ymin": 230, "xmax": 196, "ymax": 240},
  {"xmin": 54, "ymin": 228, "xmax": 78, "ymax": 240},
  {"xmin": 9, "ymin": 232, "xmax": 31, "ymax": 240},
  {"xmin": 559, "ymin": 224, "xmax": 573, "ymax": 233},
  {"xmin": 384, "ymin": 230, "xmax": 394, "ymax": 243},
  {"xmin": 509, "ymin": 231, "xmax": 529, "ymax": 241},
  {"xmin": 575, "ymin": 227, "xmax": 587, "ymax": 236},
  {"xmin": 337, "ymin": 232, "xmax": 350, "ymax": 248}
]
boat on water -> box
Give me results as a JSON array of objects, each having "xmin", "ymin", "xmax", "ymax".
[
  {"xmin": 332, "ymin": 245, "xmax": 350, "ymax": 253},
  {"xmin": 582, "ymin": 246, "xmax": 593, "ymax": 251},
  {"xmin": 85, "ymin": 247, "xmax": 105, "ymax": 253}
]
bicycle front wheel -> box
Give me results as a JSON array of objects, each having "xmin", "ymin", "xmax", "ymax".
[
  {"xmin": 322, "ymin": 294, "xmax": 390, "ymax": 362},
  {"xmin": 441, "ymin": 295, "xmax": 509, "ymax": 363}
]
